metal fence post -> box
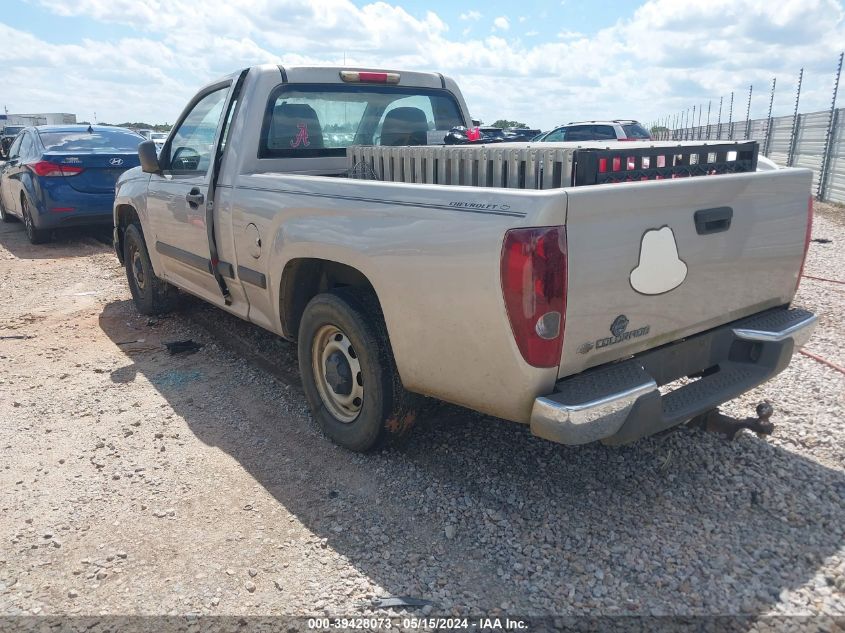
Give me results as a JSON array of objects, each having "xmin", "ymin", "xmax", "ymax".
[
  {"xmin": 691, "ymin": 105, "xmax": 696, "ymax": 140},
  {"xmin": 716, "ymin": 96, "xmax": 723, "ymax": 140},
  {"xmin": 744, "ymin": 85, "xmax": 753, "ymax": 140},
  {"xmin": 728, "ymin": 92, "xmax": 734, "ymax": 139},
  {"xmin": 697, "ymin": 104, "xmax": 703, "ymax": 140},
  {"xmin": 705, "ymin": 100, "xmax": 712, "ymax": 140},
  {"xmin": 787, "ymin": 68, "xmax": 803, "ymax": 167},
  {"xmin": 817, "ymin": 51, "xmax": 843, "ymax": 201},
  {"xmin": 764, "ymin": 78, "xmax": 776, "ymax": 156}
]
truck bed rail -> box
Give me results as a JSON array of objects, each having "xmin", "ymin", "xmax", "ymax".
[{"xmin": 346, "ymin": 141, "xmax": 759, "ymax": 190}]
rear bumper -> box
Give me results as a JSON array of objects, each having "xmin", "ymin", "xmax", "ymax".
[
  {"xmin": 33, "ymin": 181, "xmax": 114, "ymax": 229},
  {"xmin": 530, "ymin": 307, "xmax": 817, "ymax": 445}
]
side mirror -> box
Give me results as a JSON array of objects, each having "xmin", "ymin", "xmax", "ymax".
[{"xmin": 138, "ymin": 140, "xmax": 161, "ymax": 173}]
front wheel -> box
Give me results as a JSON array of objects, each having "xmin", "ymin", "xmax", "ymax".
[
  {"xmin": 21, "ymin": 197, "xmax": 50, "ymax": 243},
  {"xmin": 298, "ymin": 289, "xmax": 415, "ymax": 452},
  {"xmin": 123, "ymin": 223, "xmax": 177, "ymax": 315}
]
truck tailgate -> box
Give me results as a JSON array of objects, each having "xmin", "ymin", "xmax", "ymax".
[{"xmin": 559, "ymin": 168, "xmax": 812, "ymax": 378}]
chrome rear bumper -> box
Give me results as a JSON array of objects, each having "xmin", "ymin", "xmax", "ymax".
[{"xmin": 530, "ymin": 308, "xmax": 817, "ymax": 446}]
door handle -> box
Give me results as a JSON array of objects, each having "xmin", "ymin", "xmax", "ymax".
[
  {"xmin": 694, "ymin": 206, "xmax": 733, "ymax": 235},
  {"xmin": 186, "ymin": 189, "xmax": 204, "ymax": 207}
]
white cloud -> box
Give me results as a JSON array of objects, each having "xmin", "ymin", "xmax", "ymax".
[
  {"xmin": 2, "ymin": 0, "xmax": 843, "ymax": 129},
  {"xmin": 460, "ymin": 10, "xmax": 481, "ymax": 21},
  {"xmin": 492, "ymin": 16, "xmax": 510, "ymax": 31},
  {"xmin": 557, "ymin": 30, "xmax": 584, "ymax": 40}
]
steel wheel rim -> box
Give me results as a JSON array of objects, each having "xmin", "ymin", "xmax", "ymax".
[
  {"xmin": 311, "ymin": 324, "xmax": 364, "ymax": 423},
  {"xmin": 130, "ymin": 245, "xmax": 146, "ymax": 290}
]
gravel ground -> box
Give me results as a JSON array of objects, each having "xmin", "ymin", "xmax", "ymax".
[{"xmin": 0, "ymin": 204, "xmax": 843, "ymax": 626}]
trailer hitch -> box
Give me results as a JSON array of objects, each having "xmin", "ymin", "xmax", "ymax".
[{"xmin": 689, "ymin": 402, "xmax": 774, "ymax": 440}]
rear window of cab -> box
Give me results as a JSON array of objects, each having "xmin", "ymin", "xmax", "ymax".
[{"xmin": 259, "ymin": 84, "xmax": 465, "ymax": 159}]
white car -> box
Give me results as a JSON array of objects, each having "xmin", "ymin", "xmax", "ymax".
[{"xmin": 149, "ymin": 132, "xmax": 169, "ymax": 153}]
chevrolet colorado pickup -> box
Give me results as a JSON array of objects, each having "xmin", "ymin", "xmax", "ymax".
[{"xmin": 113, "ymin": 65, "xmax": 816, "ymax": 452}]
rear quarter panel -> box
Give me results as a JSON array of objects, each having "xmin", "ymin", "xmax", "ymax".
[{"xmin": 230, "ymin": 173, "xmax": 570, "ymax": 423}]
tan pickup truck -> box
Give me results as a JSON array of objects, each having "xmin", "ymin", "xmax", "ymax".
[{"xmin": 112, "ymin": 65, "xmax": 816, "ymax": 452}]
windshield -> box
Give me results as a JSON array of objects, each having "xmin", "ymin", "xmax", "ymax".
[
  {"xmin": 39, "ymin": 128, "xmax": 145, "ymax": 152},
  {"xmin": 3, "ymin": 126, "xmax": 24, "ymax": 136},
  {"xmin": 621, "ymin": 123, "xmax": 651, "ymax": 140},
  {"xmin": 260, "ymin": 83, "xmax": 465, "ymax": 158},
  {"xmin": 150, "ymin": 133, "xmax": 169, "ymax": 141}
]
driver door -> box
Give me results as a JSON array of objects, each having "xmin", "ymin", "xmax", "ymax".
[
  {"xmin": 145, "ymin": 83, "xmax": 244, "ymax": 311},
  {"xmin": 1, "ymin": 134, "xmax": 24, "ymax": 217}
]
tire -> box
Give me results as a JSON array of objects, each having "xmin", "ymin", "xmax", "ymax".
[
  {"xmin": 21, "ymin": 196, "xmax": 50, "ymax": 244},
  {"xmin": 298, "ymin": 288, "xmax": 416, "ymax": 452},
  {"xmin": 123, "ymin": 223, "xmax": 178, "ymax": 315}
]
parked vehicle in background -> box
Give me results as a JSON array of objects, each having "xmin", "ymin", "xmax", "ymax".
[
  {"xmin": 479, "ymin": 126, "xmax": 506, "ymax": 141},
  {"xmin": 0, "ymin": 125, "xmax": 144, "ymax": 243},
  {"xmin": 536, "ymin": 120, "xmax": 652, "ymax": 142},
  {"xmin": 150, "ymin": 131, "xmax": 169, "ymax": 153},
  {"xmin": 136, "ymin": 129, "xmax": 153, "ymax": 140},
  {"xmin": 1, "ymin": 125, "xmax": 25, "ymax": 159},
  {"xmin": 114, "ymin": 65, "xmax": 815, "ymax": 454},
  {"xmin": 503, "ymin": 128, "xmax": 541, "ymax": 142}
]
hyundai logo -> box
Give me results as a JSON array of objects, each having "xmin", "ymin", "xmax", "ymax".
[{"xmin": 109, "ymin": 157, "xmax": 124, "ymax": 166}]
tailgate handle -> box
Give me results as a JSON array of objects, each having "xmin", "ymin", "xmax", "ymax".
[{"xmin": 694, "ymin": 206, "xmax": 733, "ymax": 235}]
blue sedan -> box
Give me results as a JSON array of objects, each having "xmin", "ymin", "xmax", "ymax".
[{"xmin": 0, "ymin": 125, "xmax": 144, "ymax": 244}]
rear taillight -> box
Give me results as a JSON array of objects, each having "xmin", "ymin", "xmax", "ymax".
[
  {"xmin": 30, "ymin": 161, "xmax": 83, "ymax": 177},
  {"xmin": 795, "ymin": 196, "xmax": 814, "ymax": 293},
  {"xmin": 500, "ymin": 226, "xmax": 568, "ymax": 368}
]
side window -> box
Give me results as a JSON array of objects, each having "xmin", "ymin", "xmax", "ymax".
[
  {"xmin": 592, "ymin": 125, "xmax": 617, "ymax": 140},
  {"xmin": 7, "ymin": 134, "xmax": 23, "ymax": 159},
  {"xmin": 543, "ymin": 128, "xmax": 567, "ymax": 142},
  {"xmin": 565, "ymin": 126, "xmax": 594, "ymax": 141},
  {"xmin": 19, "ymin": 133, "xmax": 35, "ymax": 159},
  {"xmin": 167, "ymin": 87, "xmax": 229, "ymax": 173}
]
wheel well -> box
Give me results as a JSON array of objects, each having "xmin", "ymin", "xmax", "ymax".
[
  {"xmin": 280, "ymin": 258, "xmax": 378, "ymax": 339},
  {"xmin": 114, "ymin": 205, "xmax": 140, "ymax": 263}
]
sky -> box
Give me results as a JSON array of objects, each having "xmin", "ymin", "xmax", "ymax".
[{"xmin": 1, "ymin": 0, "xmax": 844, "ymax": 129}]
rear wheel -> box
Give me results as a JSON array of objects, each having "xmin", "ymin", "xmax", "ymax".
[
  {"xmin": 21, "ymin": 196, "xmax": 50, "ymax": 244},
  {"xmin": 298, "ymin": 289, "xmax": 416, "ymax": 452},
  {"xmin": 123, "ymin": 223, "xmax": 177, "ymax": 315}
]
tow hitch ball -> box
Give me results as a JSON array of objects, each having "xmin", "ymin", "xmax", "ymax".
[{"xmin": 690, "ymin": 402, "xmax": 775, "ymax": 440}]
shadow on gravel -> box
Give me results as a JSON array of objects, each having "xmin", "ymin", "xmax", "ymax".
[
  {"xmin": 0, "ymin": 220, "xmax": 112, "ymax": 260},
  {"xmin": 98, "ymin": 298, "xmax": 845, "ymax": 616}
]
